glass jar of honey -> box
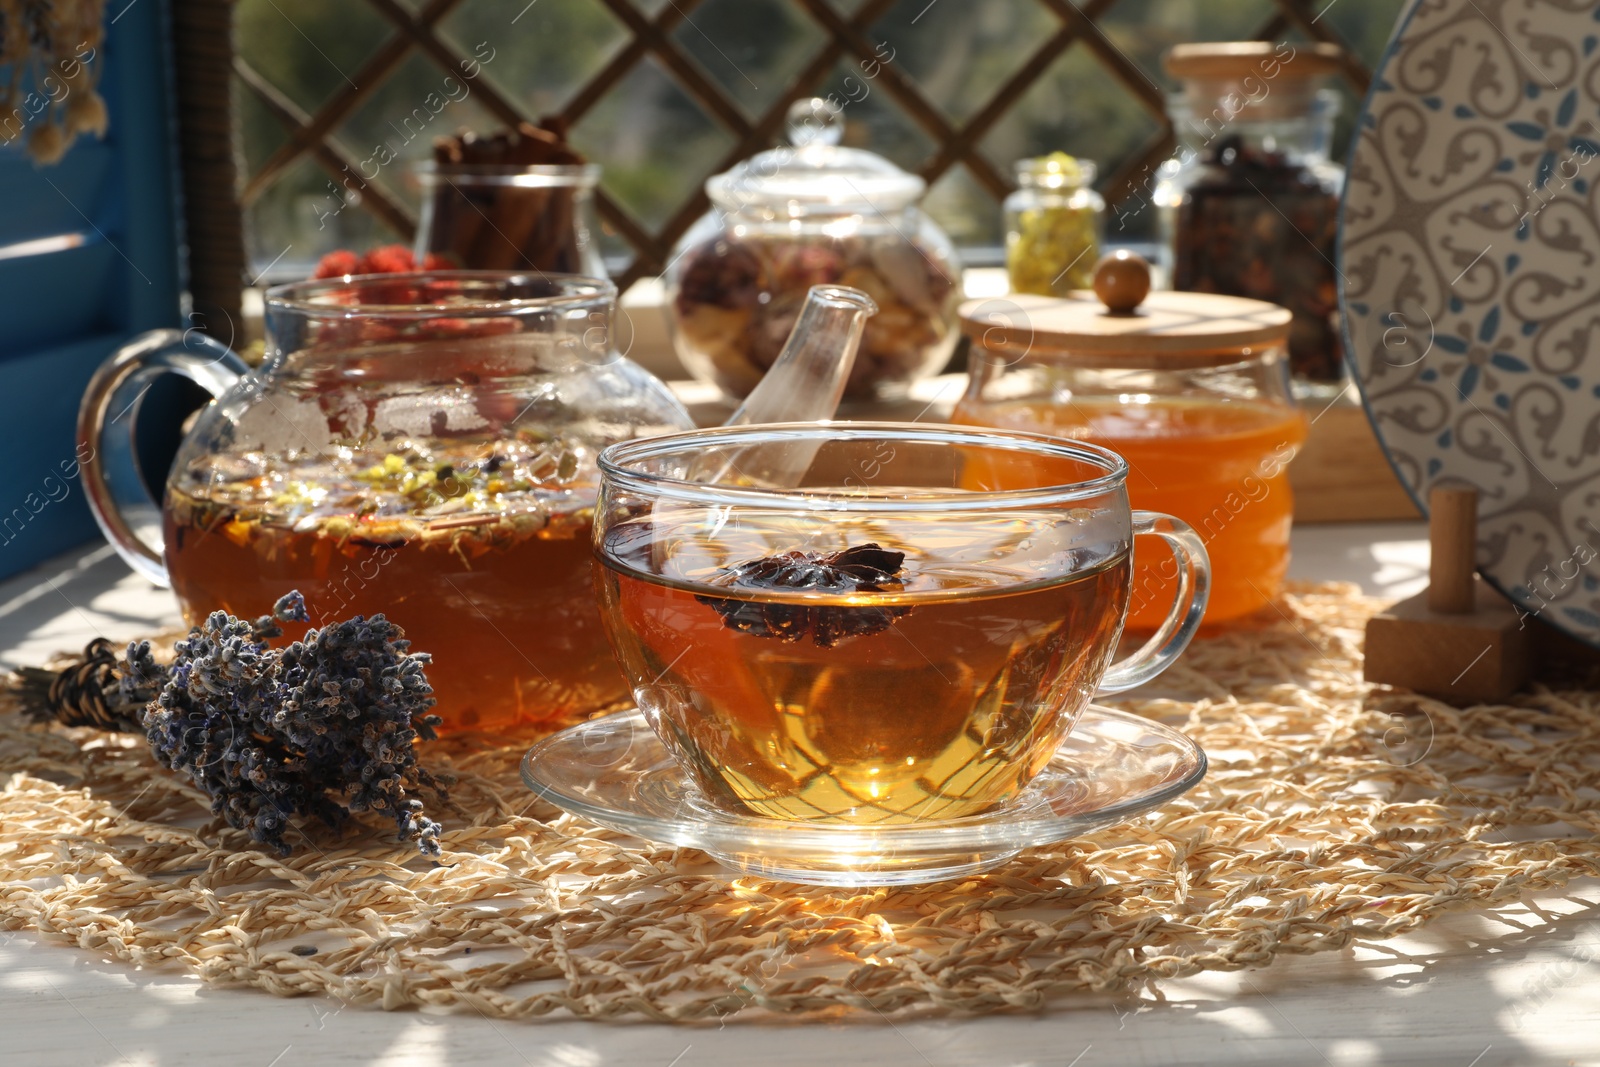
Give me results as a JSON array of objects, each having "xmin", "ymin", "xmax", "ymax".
[{"xmin": 953, "ymin": 254, "xmax": 1306, "ymax": 629}]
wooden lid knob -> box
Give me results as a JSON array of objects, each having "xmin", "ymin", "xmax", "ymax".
[{"xmin": 1093, "ymin": 251, "xmax": 1152, "ymax": 314}]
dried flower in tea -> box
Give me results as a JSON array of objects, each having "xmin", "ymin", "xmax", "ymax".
[{"xmin": 695, "ymin": 543, "xmax": 911, "ymax": 647}]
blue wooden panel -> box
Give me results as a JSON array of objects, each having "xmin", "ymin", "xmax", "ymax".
[
  {"xmin": 0, "ymin": 141, "xmax": 113, "ymax": 248},
  {"xmin": 0, "ymin": 332, "xmax": 127, "ymax": 575},
  {"xmin": 0, "ymin": 242, "xmax": 117, "ymax": 356},
  {"xmin": 99, "ymin": 0, "xmax": 182, "ymax": 336},
  {"xmin": 0, "ymin": 0, "xmax": 183, "ymax": 580}
]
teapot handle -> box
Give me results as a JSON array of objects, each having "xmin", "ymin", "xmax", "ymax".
[{"xmin": 77, "ymin": 328, "xmax": 249, "ymax": 587}]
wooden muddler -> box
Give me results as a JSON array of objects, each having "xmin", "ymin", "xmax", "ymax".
[
  {"xmin": 1428, "ymin": 484, "xmax": 1477, "ymax": 613},
  {"xmin": 1364, "ymin": 481, "xmax": 1531, "ymax": 701}
]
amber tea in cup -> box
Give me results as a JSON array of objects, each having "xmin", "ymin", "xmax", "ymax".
[{"xmin": 593, "ymin": 424, "xmax": 1208, "ymax": 824}]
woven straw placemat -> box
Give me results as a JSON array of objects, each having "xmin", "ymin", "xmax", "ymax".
[{"xmin": 3, "ymin": 582, "xmax": 1598, "ymax": 1021}]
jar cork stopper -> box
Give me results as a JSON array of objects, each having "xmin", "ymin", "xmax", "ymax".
[{"xmin": 1093, "ymin": 250, "xmax": 1151, "ymax": 314}]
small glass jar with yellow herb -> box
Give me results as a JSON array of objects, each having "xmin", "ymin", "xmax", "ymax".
[{"xmin": 1004, "ymin": 153, "xmax": 1105, "ymax": 297}]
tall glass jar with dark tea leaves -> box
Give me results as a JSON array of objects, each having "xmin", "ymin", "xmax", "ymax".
[{"xmin": 1154, "ymin": 42, "xmax": 1346, "ymax": 385}]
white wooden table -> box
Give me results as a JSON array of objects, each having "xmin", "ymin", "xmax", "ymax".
[{"xmin": 5, "ymin": 524, "xmax": 1600, "ymax": 1067}]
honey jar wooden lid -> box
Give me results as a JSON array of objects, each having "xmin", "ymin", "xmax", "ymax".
[{"xmin": 961, "ymin": 253, "xmax": 1291, "ymax": 361}]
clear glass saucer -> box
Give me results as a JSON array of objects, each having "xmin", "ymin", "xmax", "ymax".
[{"xmin": 520, "ymin": 705, "xmax": 1206, "ymax": 887}]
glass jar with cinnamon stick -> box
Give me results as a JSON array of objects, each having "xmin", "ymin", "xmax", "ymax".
[{"xmin": 415, "ymin": 121, "xmax": 606, "ymax": 276}]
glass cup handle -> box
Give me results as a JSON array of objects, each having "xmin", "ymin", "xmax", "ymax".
[
  {"xmin": 76, "ymin": 328, "xmax": 249, "ymax": 587},
  {"xmin": 1097, "ymin": 511, "xmax": 1210, "ymax": 695}
]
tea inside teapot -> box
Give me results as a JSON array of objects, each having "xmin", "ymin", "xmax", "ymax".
[{"xmin": 166, "ymin": 437, "xmax": 623, "ymax": 729}]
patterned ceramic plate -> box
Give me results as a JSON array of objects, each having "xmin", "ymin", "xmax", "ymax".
[{"xmin": 1340, "ymin": 0, "xmax": 1600, "ymax": 646}]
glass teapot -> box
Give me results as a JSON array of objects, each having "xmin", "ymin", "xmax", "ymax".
[{"xmin": 78, "ymin": 272, "xmax": 875, "ymax": 734}]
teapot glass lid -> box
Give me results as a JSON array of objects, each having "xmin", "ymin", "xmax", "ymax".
[{"xmin": 706, "ymin": 98, "xmax": 926, "ymax": 214}]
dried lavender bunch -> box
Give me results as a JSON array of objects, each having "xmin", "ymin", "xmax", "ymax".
[
  {"xmin": 125, "ymin": 591, "xmax": 444, "ymax": 857},
  {"xmin": 14, "ymin": 637, "xmax": 154, "ymax": 732}
]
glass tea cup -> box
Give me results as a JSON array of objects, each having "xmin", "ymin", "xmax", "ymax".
[{"xmin": 592, "ymin": 422, "xmax": 1208, "ymax": 825}]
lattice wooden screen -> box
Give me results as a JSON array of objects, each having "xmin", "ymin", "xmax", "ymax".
[{"xmin": 232, "ymin": 0, "xmax": 1372, "ymax": 289}]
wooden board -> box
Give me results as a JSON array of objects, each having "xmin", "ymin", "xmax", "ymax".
[{"xmin": 1289, "ymin": 395, "xmax": 1421, "ymax": 523}]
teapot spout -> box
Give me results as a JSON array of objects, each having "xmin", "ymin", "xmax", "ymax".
[{"xmin": 724, "ymin": 285, "xmax": 877, "ymax": 427}]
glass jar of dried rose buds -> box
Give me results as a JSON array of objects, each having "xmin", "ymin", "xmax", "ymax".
[
  {"xmin": 1153, "ymin": 42, "xmax": 1347, "ymax": 386},
  {"xmin": 666, "ymin": 99, "xmax": 962, "ymax": 404}
]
